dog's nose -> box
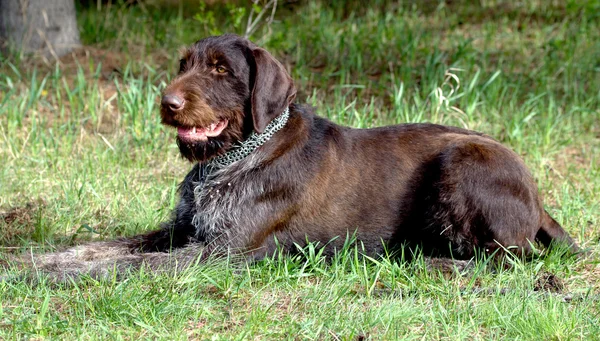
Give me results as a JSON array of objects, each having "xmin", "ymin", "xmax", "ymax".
[{"xmin": 161, "ymin": 94, "xmax": 184, "ymax": 111}]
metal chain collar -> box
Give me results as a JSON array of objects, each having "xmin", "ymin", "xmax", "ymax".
[
  {"xmin": 207, "ymin": 107, "xmax": 290, "ymax": 171},
  {"xmin": 198, "ymin": 107, "xmax": 290, "ymax": 183}
]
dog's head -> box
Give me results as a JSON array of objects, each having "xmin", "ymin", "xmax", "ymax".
[{"xmin": 161, "ymin": 34, "xmax": 296, "ymax": 162}]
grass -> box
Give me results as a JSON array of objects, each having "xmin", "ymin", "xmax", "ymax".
[{"xmin": 1, "ymin": 0, "xmax": 599, "ymax": 339}]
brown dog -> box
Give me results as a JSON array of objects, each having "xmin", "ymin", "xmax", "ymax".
[{"xmin": 4, "ymin": 34, "xmax": 579, "ymax": 281}]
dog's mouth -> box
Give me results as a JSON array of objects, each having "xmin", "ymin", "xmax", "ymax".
[{"xmin": 177, "ymin": 120, "xmax": 229, "ymax": 142}]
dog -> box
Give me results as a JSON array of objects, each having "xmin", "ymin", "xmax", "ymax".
[{"xmin": 2, "ymin": 34, "xmax": 579, "ymax": 281}]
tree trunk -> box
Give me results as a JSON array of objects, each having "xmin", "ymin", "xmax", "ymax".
[{"xmin": 0, "ymin": 0, "xmax": 81, "ymax": 58}]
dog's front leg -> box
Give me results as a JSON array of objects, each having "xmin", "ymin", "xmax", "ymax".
[
  {"xmin": 2, "ymin": 207, "xmax": 198, "ymax": 283},
  {"xmin": 1, "ymin": 240, "xmax": 206, "ymax": 284}
]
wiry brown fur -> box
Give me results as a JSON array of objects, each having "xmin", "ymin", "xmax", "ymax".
[{"xmin": 1, "ymin": 34, "xmax": 579, "ymax": 283}]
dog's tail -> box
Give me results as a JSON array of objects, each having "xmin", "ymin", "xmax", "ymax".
[{"xmin": 536, "ymin": 210, "xmax": 580, "ymax": 254}]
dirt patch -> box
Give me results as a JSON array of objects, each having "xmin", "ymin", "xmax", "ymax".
[
  {"xmin": 33, "ymin": 45, "xmax": 124, "ymax": 81},
  {"xmin": 547, "ymin": 144, "xmax": 596, "ymax": 179},
  {"xmin": 541, "ymin": 142, "xmax": 598, "ymax": 208},
  {"xmin": 0, "ymin": 199, "xmax": 46, "ymax": 247},
  {"xmin": 534, "ymin": 271, "xmax": 564, "ymax": 293},
  {"xmin": 57, "ymin": 46, "xmax": 124, "ymax": 134},
  {"xmin": 1, "ymin": 45, "xmax": 132, "ymax": 133},
  {"xmin": 0, "ymin": 199, "xmax": 45, "ymax": 226},
  {"xmin": 0, "ymin": 256, "xmax": 9, "ymax": 268},
  {"xmin": 185, "ymin": 318, "xmax": 209, "ymax": 339}
]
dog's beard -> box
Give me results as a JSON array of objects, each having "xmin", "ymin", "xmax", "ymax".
[{"xmin": 177, "ymin": 137, "xmax": 226, "ymax": 163}]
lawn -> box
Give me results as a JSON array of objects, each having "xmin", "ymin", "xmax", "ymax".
[{"xmin": 0, "ymin": 0, "xmax": 599, "ymax": 339}]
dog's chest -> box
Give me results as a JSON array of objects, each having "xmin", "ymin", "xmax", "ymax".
[{"xmin": 191, "ymin": 157, "xmax": 264, "ymax": 243}]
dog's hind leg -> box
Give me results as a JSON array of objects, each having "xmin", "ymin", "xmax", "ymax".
[{"xmin": 434, "ymin": 139, "xmax": 547, "ymax": 258}]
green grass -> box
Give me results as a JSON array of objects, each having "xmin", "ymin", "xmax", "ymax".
[{"xmin": 1, "ymin": 0, "xmax": 599, "ymax": 339}]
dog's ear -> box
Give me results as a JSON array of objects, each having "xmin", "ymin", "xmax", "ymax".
[{"xmin": 250, "ymin": 48, "xmax": 296, "ymax": 133}]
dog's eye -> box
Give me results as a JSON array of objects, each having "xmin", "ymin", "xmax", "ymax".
[{"xmin": 215, "ymin": 66, "xmax": 227, "ymax": 74}]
